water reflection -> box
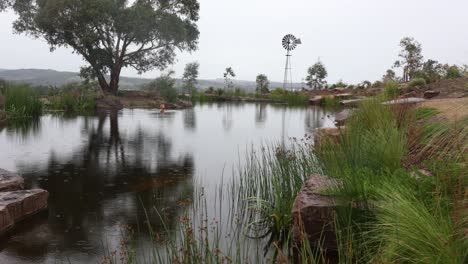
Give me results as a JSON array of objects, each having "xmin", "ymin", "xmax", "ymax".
[
  {"xmin": 0, "ymin": 103, "xmax": 336, "ymax": 263},
  {"xmin": 0, "ymin": 110, "xmax": 194, "ymax": 263},
  {"xmin": 255, "ymin": 103, "xmax": 268, "ymax": 126}
]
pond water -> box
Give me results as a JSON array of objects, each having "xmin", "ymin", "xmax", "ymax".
[{"xmin": 0, "ymin": 103, "xmax": 335, "ymax": 263}]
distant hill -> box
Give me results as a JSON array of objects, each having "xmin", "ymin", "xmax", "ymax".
[{"xmin": 0, "ymin": 68, "xmax": 303, "ymax": 91}]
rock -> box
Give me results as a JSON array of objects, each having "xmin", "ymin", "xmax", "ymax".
[
  {"xmin": 334, "ymin": 87, "xmax": 347, "ymax": 93},
  {"xmin": 340, "ymin": 98, "xmax": 365, "ymax": 107},
  {"xmin": 314, "ymin": 127, "xmax": 345, "ymax": 147},
  {"xmin": 423, "ymin": 90, "xmax": 440, "ymax": 99},
  {"xmin": 382, "ymin": 97, "xmax": 425, "ymax": 106},
  {"xmin": 0, "ymin": 169, "xmax": 24, "ymax": 192},
  {"xmin": 335, "ymin": 109, "xmax": 353, "ymax": 126},
  {"xmin": 291, "ymin": 175, "xmax": 341, "ymax": 256},
  {"xmin": 0, "ymin": 189, "xmax": 49, "ymax": 234},
  {"xmin": 309, "ymin": 96, "xmax": 323, "ymax": 105}
]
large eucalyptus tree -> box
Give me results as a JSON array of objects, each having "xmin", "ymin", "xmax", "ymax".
[{"xmin": 7, "ymin": 0, "xmax": 200, "ymax": 94}]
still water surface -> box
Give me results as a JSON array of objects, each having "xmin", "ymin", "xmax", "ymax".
[{"xmin": 0, "ymin": 103, "xmax": 335, "ymax": 263}]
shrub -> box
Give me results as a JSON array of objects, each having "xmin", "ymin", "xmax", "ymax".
[
  {"xmin": 408, "ymin": 78, "xmax": 427, "ymax": 87},
  {"xmin": 4, "ymin": 84, "xmax": 42, "ymax": 119},
  {"xmin": 382, "ymin": 81, "xmax": 400, "ymax": 99},
  {"xmin": 335, "ymin": 80, "xmax": 348, "ymax": 88},
  {"xmin": 372, "ymin": 80, "xmax": 383, "ymax": 88},
  {"xmin": 446, "ymin": 65, "xmax": 462, "ymax": 79},
  {"xmin": 322, "ymin": 96, "xmax": 340, "ymax": 108},
  {"xmin": 152, "ymin": 73, "xmax": 178, "ymax": 103},
  {"xmin": 49, "ymin": 83, "xmax": 97, "ymax": 113}
]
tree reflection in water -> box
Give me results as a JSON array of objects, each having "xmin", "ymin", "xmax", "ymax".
[{"xmin": 1, "ymin": 110, "xmax": 194, "ymax": 261}]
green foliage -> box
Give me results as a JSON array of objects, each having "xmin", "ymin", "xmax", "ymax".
[
  {"xmin": 382, "ymin": 69, "xmax": 396, "ymax": 82},
  {"xmin": 321, "ymin": 96, "xmax": 341, "ymax": 108},
  {"xmin": 370, "ymin": 184, "xmax": 466, "ymax": 264},
  {"xmin": 215, "ymin": 88, "xmax": 224, "ymax": 96},
  {"xmin": 152, "ymin": 71, "xmax": 178, "ymax": 103},
  {"xmin": 256, "ymin": 74, "xmax": 269, "ymax": 93},
  {"xmin": 372, "ymin": 80, "xmax": 383, "ymax": 88},
  {"xmin": 306, "ymin": 61, "xmax": 328, "ymax": 89},
  {"xmin": 12, "ymin": 0, "xmax": 200, "ymax": 94},
  {"xmin": 446, "ymin": 65, "xmax": 462, "ymax": 79},
  {"xmin": 268, "ymin": 88, "xmax": 309, "ymax": 105},
  {"xmin": 408, "ymin": 77, "xmax": 427, "ymax": 87},
  {"xmin": 394, "ymin": 37, "xmax": 424, "ymax": 82},
  {"xmin": 182, "ymin": 62, "xmax": 200, "ymax": 94},
  {"xmin": 223, "ymin": 67, "xmax": 236, "ymax": 90},
  {"xmin": 413, "ymin": 107, "xmax": 440, "ymax": 120},
  {"xmin": 335, "ymin": 80, "xmax": 347, "ymax": 88},
  {"xmin": 4, "ymin": 83, "xmax": 42, "ymax": 120},
  {"xmin": 49, "ymin": 83, "xmax": 97, "ymax": 113},
  {"xmin": 238, "ymin": 144, "xmax": 322, "ymax": 255},
  {"xmin": 382, "ymin": 81, "xmax": 400, "ymax": 99},
  {"xmin": 416, "ymin": 59, "xmax": 445, "ymax": 83},
  {"xmin": 317, "ymin": 99, "xmax": 408, "ymax": 200}
]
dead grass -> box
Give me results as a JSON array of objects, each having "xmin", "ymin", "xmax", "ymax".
[{"xmin": 422, "ymin": 98, "xmax": 468, "ymax": 121}]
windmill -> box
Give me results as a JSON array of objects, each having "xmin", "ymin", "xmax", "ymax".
[{"xmin": 282, "ymin": 34, "xmax": 301, "ymax": 91}]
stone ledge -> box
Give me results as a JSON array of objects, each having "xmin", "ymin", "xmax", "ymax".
[
  {"xmin": 0, "ymin": 169, "xmax": 24, "ymax": 192},
  {"xmin": 0, "ymin": 189, "xmax": 49, "ymax": 234},
  {"xmin": 292, "ymin": 175, "xmax": 341, "ymax": 254}
]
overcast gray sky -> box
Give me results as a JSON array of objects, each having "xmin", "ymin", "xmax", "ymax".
[{"xmin": 0, "ymin": 0, "xmax": 467, "ymax": 84}]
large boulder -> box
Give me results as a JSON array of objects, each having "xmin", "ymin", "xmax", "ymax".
[
  {"xmin": 0, "ymin": 169, "xmax": 24, "ymax": 192},
  {"xmin": 335, "ymin": 109, "xmax": 353, "ymax": 126},
  {"xmin": 309, "ymin": 96, "xmax": 323, "ymax": 106},
  {"xmin": 0, "ymin": 189, "xmax": 49, "ymax": 234},
  {"xmin": 314, "ymin": 127, "xmax": 345, "ymax": 147},
  {"xmin": 340, "ymin": 98, "xmax": 365, "ymax": 107},
  {"xmin": 291, "ymin": 175, "xmax": 341, "ymax": 256},
  {"xmin": 423, "ymin": 90, "xmax": 440, "ymax": 99}
]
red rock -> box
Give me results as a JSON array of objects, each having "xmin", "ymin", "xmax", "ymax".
[
  {"xmin": 0, "ymin": 169, "xmax": 24, "ymax": 192},
  {"xmin": 0, "ymin": 189, "xmax": 49, "ymax": 234},
  {"xmin": 309, "ymin": 96, "xmax": 323, "ymax": 105},
  {"xmin": 335, "ymin": 109, "xmax": 353, "ymax": 126},
  {"xmin": 291, "ymin": 175, "xmax": 341, "ymax": 254},
  {"xmin": 423, "ymin": 90, "xmax": 440, "ymax": 99},
  {"xmin": 340, "ymin": 98, "xmax": 365, "ymax": 107}
]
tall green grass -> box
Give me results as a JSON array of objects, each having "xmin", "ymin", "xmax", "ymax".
[
  {"xmin": 49, "ymin": 83, "xmax": 97, "ymax": 113},
  {"xmin": 4, "ymin": 84, "xmax": 42, "ymax": 120},
  {"xmin": 236, "ymin": 143, "xmax": 322, "ymax": 255}
]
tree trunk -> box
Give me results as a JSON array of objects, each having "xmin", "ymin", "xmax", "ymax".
[{"xmin": 109, "ymin": 63, "xmax": 123, "ymax": 95}]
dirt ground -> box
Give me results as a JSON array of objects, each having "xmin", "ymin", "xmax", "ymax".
[{"xmin": 421, "ymin": 97, "xmax": 468, "ymax": 121}]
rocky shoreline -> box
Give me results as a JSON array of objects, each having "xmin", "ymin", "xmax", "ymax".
[{"xmin": 0, "ymin": 169, "xmax": 48, "ymax": 235}]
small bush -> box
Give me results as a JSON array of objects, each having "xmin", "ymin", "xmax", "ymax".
[
  {"xmin": 4, "ymin": 84, "xmax": 42, "ymax": 120},
  {"xmin": 372, "ymin": 80, "xmax": 383, "ymax": 88},
  {"xmin": 446, "ymin": 65, "xmax": 462, "ymax": 79},
  {"xmin": 215, "ymin": 88, "xmax": 224, "ymax": 96},
  {"xmin": 322, "ymin": 96, "xmax": 341, "ymax": 108},
  {"xmin": 408, "ymin": 78, "xmax": 427, "ymax": 87},
  {"xmin": 49, "ymin": 83, "xmax": 97, "ymax": 113},
  {"xmin": 382, "ymin": 81, "xmax": 400, "ymax": 99}
]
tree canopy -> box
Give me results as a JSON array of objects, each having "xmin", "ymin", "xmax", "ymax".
[
  {"xmin": 182, "ymin": 62, "xmax": 199, "ymax": 94},
  {"xmin": 305, "ymin": 61, "xmax": 327, "ymax": 89},
  {"xmin": 223, "ymin": 67, "xmax": 235, "ymax": 90},
  {"xmin": 256, "ymin": 74, "xmax": 269, "ymax": 93},
  {"xmin": 9, "ymin": 0, "xmax": 200, "ymax": 94},
  {"xmin": 394, "ymin": 37, "xmax": 423, "ymax": 82}
]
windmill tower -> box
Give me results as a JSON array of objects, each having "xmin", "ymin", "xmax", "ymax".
[{"xmin": 282, "ymin": 34, "xmax": 301, "ymax": 91}]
